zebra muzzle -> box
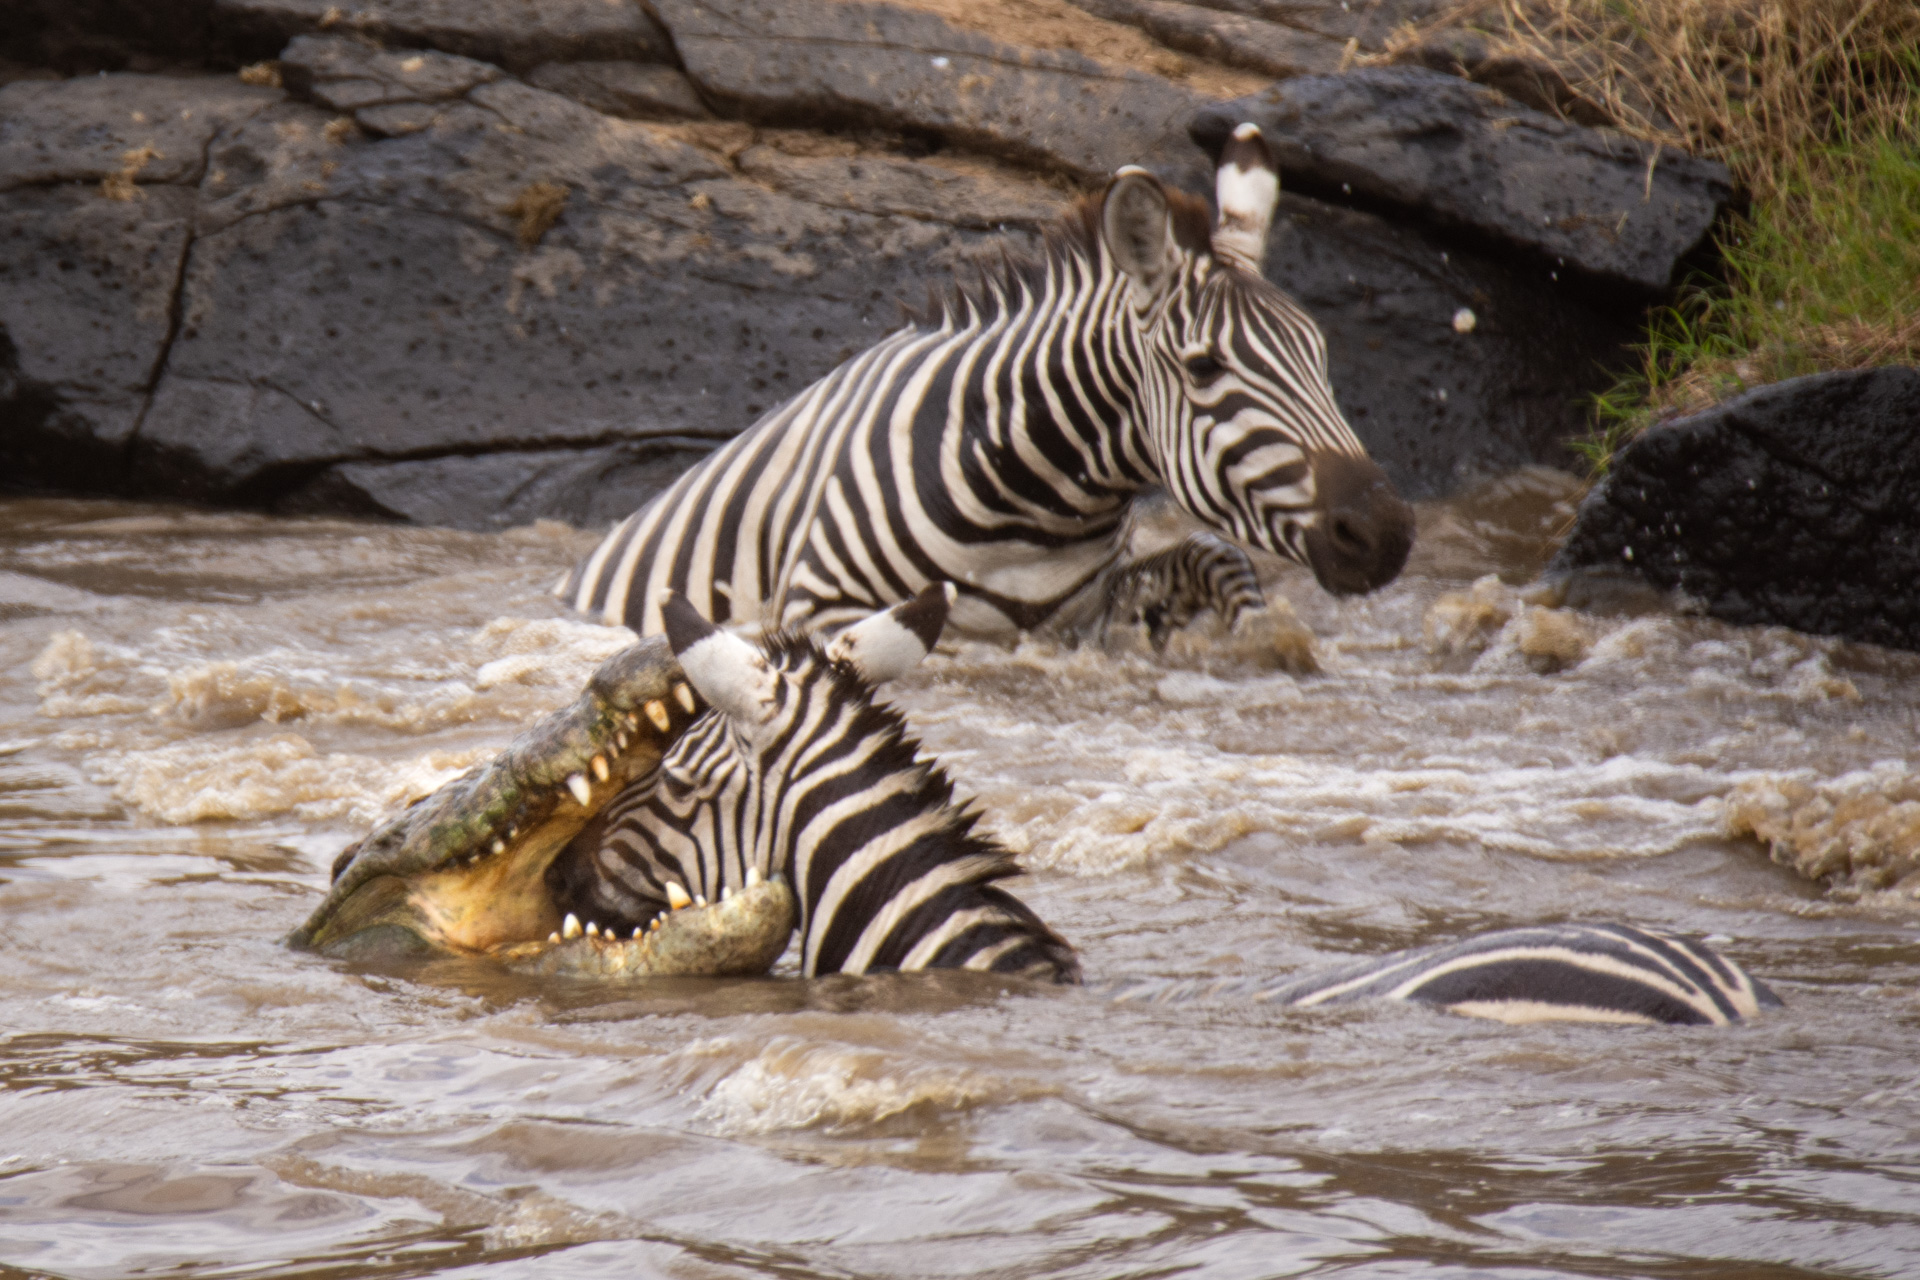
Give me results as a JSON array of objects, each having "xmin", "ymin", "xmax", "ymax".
[{"xmin": 1301, "ymin": 453, "xmax": 1416, "ymax": 595}]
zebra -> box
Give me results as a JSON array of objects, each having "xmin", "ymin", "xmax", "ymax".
[
  {"xmin": 557, "ymin": 123, "xmax": 1415, "ymax": 646},
  {"xmin": 547, "ymin": 587, "xmax": 1779, "ymax": 1025},
  {"xmin": 547, "ymin": 584, "xmax": 1081, "ymax": 981}
]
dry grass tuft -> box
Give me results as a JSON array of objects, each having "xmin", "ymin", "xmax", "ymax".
[
  {"xmin": 504, "ymin": 181, "xmax": 570, "ymax": 249},
  {"xmin": 99, "ymin": 144, "xmax": 159, "ymax": 201},
  {"xmin": 1440, "ymin": 0, "xmax": 1920, "ymax": 202}
]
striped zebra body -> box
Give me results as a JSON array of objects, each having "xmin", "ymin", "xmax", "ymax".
[
  {"xmin": 560, "ymin": 125, "xmax": 1413, "ymax": 643},
  {"xmin": 549, "ymin": 589, "xmax": 1777, "ymax": 1024},
  {"xmin": 1107, "ymin": 923, "xmax": 1782, "ymax": 1026}
]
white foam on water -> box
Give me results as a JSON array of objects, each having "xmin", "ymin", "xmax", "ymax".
[{"xmin": 688, "ymin": 1035, "xmax": 1034, "ymax": 1135}]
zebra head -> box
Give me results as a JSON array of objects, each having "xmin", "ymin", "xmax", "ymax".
[
  {"xmin": 1103, "ymin": 125, "xmax": 1415, "ymax": 595},
  {"xmin": 660, "ymin": 584, "xmax": 1079, "ymax": 980}
]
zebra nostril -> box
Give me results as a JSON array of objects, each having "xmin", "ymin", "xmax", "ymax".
[{"xmin": 1331, "ymin": 515, "xmax": 1371, "ymax": 556}]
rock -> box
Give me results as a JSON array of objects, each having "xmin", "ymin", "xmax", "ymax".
[
  {"xmin": 733, "ymin": 143, "xmax": 1069, "ymax": 230},
  {"xmin": 1063, "ymin": 0, "xmax": 1348, "ymax": 78},
  {"xmin": 1191, "ymin": 67, "xmax": 1735, "ymax": 293},
  {"xmin": 0, "ymin": 73, "xmax": 282, "ymax": 188},
  {"xmin": 0, "ymin": 184, "xmax": 195, "ymax": 472},
  {"xmin": 1190, "ymin": 0, "xmax": 1453, "ymax": 50},
  {"xmin": 1394, "ymin": 29, "xmax": 1612, "ymax": 128},
  {"xmin": 0, "ymin": 74, "xmax": 283, "ymax": 489},
  {"xmin": 278, "ymin": 32, "xmax": 500, "ymax": 113},
  {"xmin": 525, "ymin": 61, "xmax": 711, "ymax": 121},
  {"xmin": 212, "ymin": 0, "xmax": 673, "ymax": 73},
  {"xmin": 1, "ymin": 59, "xmax": 1076, "ymax": 524},
  {"xmin": 277, "ymin": 438, "xmax": 721, "ymax": 529},
  {"xmin": 648, "ymin": 0, "xmax": 1211, "ymax": 188},
  {"xmin": 1552, "ymin": 367, "xmax": 1920, "ymax": 651},
  {"xmin": 1265, "ymin": 191, "xmax": 1636, "ymax": 496}
]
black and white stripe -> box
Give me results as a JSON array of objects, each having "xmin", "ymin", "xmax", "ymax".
[
  {"xmin": 1108, "ymin": 923, "xmax": 1782, "ymax": 1026},
  {"xmin": 558, "ymin": 124, "xmax": 1412, "ymax": 643}
]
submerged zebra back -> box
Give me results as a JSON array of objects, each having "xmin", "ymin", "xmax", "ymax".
[{"xmin": 1108, "ymin": 923, "xmax": 1781, "ymax": 1026}]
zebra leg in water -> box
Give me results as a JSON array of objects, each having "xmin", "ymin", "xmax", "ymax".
[
  {"xmin": 549, "ymin": 589, "xmax": 1778, "ymax": 1025},
  {"xmin": 1096, "ymin": 530, "xmax": 1265, "ymax": 647}
]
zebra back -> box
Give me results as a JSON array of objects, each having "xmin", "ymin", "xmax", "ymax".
[{"xmin": 1107, "ymin": 923, "xmax": 1783, "ymax": 1026}]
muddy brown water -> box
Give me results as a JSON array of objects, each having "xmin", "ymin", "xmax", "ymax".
[{"xmin": 2, "ymin": 473, "xmax": 1917, "ymax": 1279}]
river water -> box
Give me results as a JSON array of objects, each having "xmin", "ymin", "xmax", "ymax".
[{"xmin": 2, "ymin": 472, "xmax": 1917, "ymax": 1279}]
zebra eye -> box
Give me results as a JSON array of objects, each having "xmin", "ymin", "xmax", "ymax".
[{"xmin": 1183, "ymin": 352, "xmax": 1225, "ymax": 383}]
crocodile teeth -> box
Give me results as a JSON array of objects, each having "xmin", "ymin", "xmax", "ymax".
[
  {"xmin": 591, "ymin": 755, "xmax": 609, "ymax": 782},
  {"xmin": 674, "ymin": 682, "xmax": 697, "ymax": 713},
  {"xmin": 562, "ymin": 913, "xmax": 583, "ymax": 939},
  {"xmin": 746, "ymin": 866, "xmax": 762, "ymax": 887},
  {"xmin": 567, "ymin": 774, "xmax": 592, "ymax": 806},
  {"xmin": 645, "ymin": 700, "xmax": 671, "ymax": 732},
  {"xmin": 632, "ymin": 926, "xmax": 643, "ymax": 940},
  {"xmin": 548, "ymin": 932, "xmax": 561, "ymax": 944},
  {"xmin": 586, "ymin": 921, "xmax": 599, "ymax": 937},
  {"xmin": 491, "ymin": 838, "xmax": 505, "ymax": 855},
  {"xmin": 649, "ymin": 917, "xmax": 661, "ymax": 931},
  {"xmin": 694, "ymin": 894, "xmax": 707, "ymax": 908},
  {"xmin": 721, "ymin": 886, "xmax": 732, "ymax": 901},
  {"xmin": 615, "ymin": 731, "xmax": 629, "ymax": 751},
  {"xmin": 665, "ymin": 882, "xmax": 693, "ymax": 910}
]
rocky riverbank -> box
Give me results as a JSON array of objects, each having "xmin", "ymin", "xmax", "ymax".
[{"xmin": 2, "ymin": 0, "xmax": 1731, "ymax": 528}]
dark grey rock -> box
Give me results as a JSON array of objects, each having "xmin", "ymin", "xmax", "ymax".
[
  {"xmin": 0, "ymin": 184, "xmax": 196, "ymax": 484},
  {"xmin": 1552, "ymin": 368, "xmax": 1920, "ymax": 650},
  {"xmin": 1170, "ymin": 0, "xmax": 1452, "ymax": 50},
  {"xmin": 1063, "ymin": 0, "xmax": 1347, "ymax": 78},
  {"xmin": 0, "ymin": 73, "xmax": 281, "ymax": 494},
  {"xmin": 279, "ymin": 33, "xmax": 500, "ymax": 112},
  {"xmin": 212, "ymin": 0, "xmax": 673, "ymax": 73},
  {"xmin": 733, "ymin": 145, "xmax": 1069, "ymax": 231},
  {"xmin": 1192, "ymin": 67, "xmax": 1734, "ymax": 293},
  {"xmin": 0, "ymin": 73, "xmax": 282, "ymax": 188},
  {"xmin": 276, "ymin": 438, "xmax": 721, "ymax": 529},
  {"xmin": 648, "ymin": 0, "xmax": 1211, "ymax": 188},
  {"xmin": 525, "ymin": 61, "xmax": 711, "ymax": 121},
  {"xmin": 1269, "ymin": 192, "xmax": 1634, "ymax": 497},
  {"xmin": 3, "ymin": 67, "xmax": 1068, "ymax": 516}
]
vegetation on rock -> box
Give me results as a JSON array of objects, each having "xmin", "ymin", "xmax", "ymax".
[{"xmin": 1423, "ymin": 0, "xmax": 1920, "ymax": 467}]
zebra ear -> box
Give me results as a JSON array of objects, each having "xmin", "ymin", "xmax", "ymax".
[
  {"xmin": 1102, "ymin": 167, "xmax": 1179, "ymax": 309},
  {"xmin": 1213, "ymin": 123, "xmax": 1278, "ymax": 274},
  {"xmin": 660, "ymin": 590, "xmax": 779, "ymax": 726},
  {"xmin": 826, "ymin": 583, "xmax": 954, "ymax": 683}
]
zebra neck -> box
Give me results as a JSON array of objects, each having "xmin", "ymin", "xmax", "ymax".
[{"xmin": 942, "ymin": 251, "xmax": 1160, "ymax": 527}]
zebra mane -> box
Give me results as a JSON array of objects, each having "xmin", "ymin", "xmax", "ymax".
[
  {"xmin": 913, "ymin": 183, "xmax": 1219, "ymax": 329},
  {"xmin": 756, "ymin": 625, "xmax": 1023, "ymax": 884}
]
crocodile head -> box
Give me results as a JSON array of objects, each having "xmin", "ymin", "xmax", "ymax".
[{"xmin": 286, "ymin": 635, "xmax": 796, "ymax": 979}]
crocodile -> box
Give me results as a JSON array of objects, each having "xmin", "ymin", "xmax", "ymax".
[{"xmin": 287, "ymin": 636, "xmax": 796, "ymax": 980}]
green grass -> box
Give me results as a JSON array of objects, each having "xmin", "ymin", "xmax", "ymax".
[{"xmin": 1575, "ymin": 111, "xmax": 1920, "ymax": 473}]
